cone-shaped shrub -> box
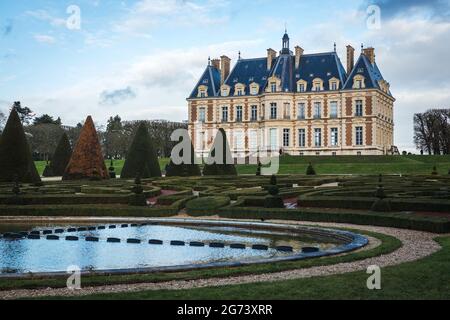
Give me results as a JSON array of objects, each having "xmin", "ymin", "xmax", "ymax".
[
  {"xmin": 166, "ymin": 135, "xmax": 201, "ymax": 177},
  {"xmin": 432, "ymin": 166, "xmax": 438, "ymax": 175},
  {"xmin": 121, "ymin": 122, "xmax": 162, "ymax": 179},
  {"xmin": 306, "ymin": 162, "xmax": 316, "ymax": 176},
  {"xmin": 44, "ymin": 132, "xmax": 72, "ymax": 177},
  {"xmin": 203, "ymin": 129, "xmax": 237, "ymax": 176},
  {"xmin": 63, "ymin": 116, "xmax": 109, "ymax": 180},
  {"xmin": 0, "ymin": 109, "xmax": 41, "ymax": 183}
]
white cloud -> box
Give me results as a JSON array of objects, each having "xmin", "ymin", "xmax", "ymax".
[
  {"xmin": 114, "ymin": 0, "xmax": 230, "ymax": 36},
  {"xmin": 34, "ymin": 34, "xmax": 57, "ymax": 44},
  {"xmin": 25, "ymin": 10, "xmax": 66, "ymax": 27}
]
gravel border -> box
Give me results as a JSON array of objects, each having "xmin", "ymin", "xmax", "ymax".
[{"xmin": 0, "ymin": 218, "xmax": 443, "ymax": 300}]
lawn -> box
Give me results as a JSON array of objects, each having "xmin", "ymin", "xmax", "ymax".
[
  {"xmin": 35, "ymin": 155, "xmax": 450, "ymax": 176},
  {"xmin": 58, "ymin": 236, "xmax": 450, "ymax": 300}
]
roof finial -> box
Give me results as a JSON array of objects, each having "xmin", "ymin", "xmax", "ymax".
[
  {"xmin": 238, "ymin": 51, "xmax": 241, "ymax": 60},
  {"xmin": 208, "ymin": 56, "xmax": 211, "ymax": 66},
  {"xmin": 361, "ymin": 43, "xmax": 364, "ymax": 52},
  {"xmin": 334, "ymin": 42, "xmax": 337, "ymax": 52}
]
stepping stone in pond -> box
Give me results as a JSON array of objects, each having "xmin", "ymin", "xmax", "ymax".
[
  {"xmin": 130, "ymin": 224, "xmax": 138, "ymax": 227},
  {"xmin": 149, "ymin": 239, "xmax": 163, "ymax": 245},
  {"xmin": 97, "ymin": 226, "xmax": 106, "ymax": 230},
  {"xmin": 42, "ymin": 230, "xmax": 53, "ymax": 235},
  {"xmin": 276, "ymin": 246, "xmax": 294, "ymax": 253},
  {"xmin": 109, "ymin": 225, "xmax": 116, "ymax": 229},
  {"xmin": 54, "ymin": 229, "xmax": 65, "ymax": 234},
  {"xmin": 47, "ymin": 235, "xmax": 59, "ymax": 240},
  {"xmin": 19, "ymin": 232, "xmax": 29, "ymax": 237},
  {"xmin": 127, "ymin": 239, "xmax": 141, "ymax": 244},
  {"xmin": 121, "ymin": 224, "xmax": 128, "ymax": 228},
  {"xmin": 77, "ymin": 227, "xmax": 87, "ymax": 232},
  {"xmin": 66, "ymin": 236, "xmax": 79, "ymax": 241},
  {"xmin": 252, "ymin": 244, "xmax": 269, "ymax": 251},
  {"xmin": 67, "ymin": 228, "xmax": 77, "ymax": 233},
  {"xmin": 86, "ymin": 237, "xmax": 99, "ymax": 242},
  {"xmin": 30, "ymin": 231, "xmax": 41, "ymax": 235},
  {"xmin": 209, "ymin": 242, "xmax": 225, "ymax": 248},
  {"xmin": 230, "ymin": 244, "xmax": 246, "ymax": 249},
  {"xmin": 190, "ymin": 242, "xmax": 205, "ymax": 247},
  {"xmin": 88, "ymin": 227, "xmax": 96, "ymax": 231},
  {"xmin": 302, "ymin": 247, "xmax": 320, "ymax": 253},
  {"xmin": 28, "ymin": 235, "xmax": 40, "ymax": 240},
  {"xmin": 3, "ymin": 233, "xmax": 24, "ymax": 239},
  {"xmin": 170, "ymin": 241, "xmax": 185, "ymax": 246},
  {"xmin": 107, "ymin": 238, "xmax": 121, "ymax": 243}
]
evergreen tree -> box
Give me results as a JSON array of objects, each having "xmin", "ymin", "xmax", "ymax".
[
  {"xmin": 121, "ymin": 122, "xmax": 162, "ymax": 179},
  {"xmin": 166, "ymin": 135, "xmax": 201, "ymax": 177},
  {"xmin": 203, "ymin": 129, "xmax": 237, "ymax": 176},
  {"xmin": 0, "ymin": 109, "xmax": 41, "ymax": 183},
  {"xmin": 44, "ymin": 132, "xmax": 72, "ymax": 177}
]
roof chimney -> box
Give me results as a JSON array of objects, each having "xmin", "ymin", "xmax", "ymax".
[
  {"xmin": 211, "ymin": 58, "xmax": 221, "ymax": 70},
  {"xmin": 267, "ymin": 48, "xmax": 277, "ymax": 71},
  {"xmin": 220, "ymin": 55, "xmax": 231, "ymax": 84},
  {"xmin": 295, "ymin": 46, "xmax": 304, "ymax": 69},
  {"xmin": 363, "ymin": 47, "xmax": 376, "ymax": 65},
  {"xmin": 346, "ymin": 45, "xmax": 355, "ymax": 75}
]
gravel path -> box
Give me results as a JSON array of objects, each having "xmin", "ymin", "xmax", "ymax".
[{"xmin": 0, "ymin": 219, "xmax": 443, "ymax": 300}]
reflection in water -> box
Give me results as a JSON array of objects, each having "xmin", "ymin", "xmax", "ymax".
[{"xmin": 0, "ymin": 224, "xmax": 338, "ymax": 274}]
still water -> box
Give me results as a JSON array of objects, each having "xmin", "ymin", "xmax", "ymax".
[{"xmin": 0, "ymin": 223, "xmax": 337, "ymax": 274}]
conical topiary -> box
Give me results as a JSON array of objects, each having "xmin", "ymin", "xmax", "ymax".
[
  {"xmin": 0, "ymin": 109, "xmax": 41, "ymax": 183},
  {"xmin": 44, "ymin": 132, "xmax": 72, "ymax": 177},
  {"xmin": 306, "ymin": 162, "xmax": 316, "ymax": 176},
  {"xmin": 121, "ymin": 122, "xmax": 162, "ymax": 179},
  {"xmin": 203, "ymin": 129, "xmax": 237, "ymax": 176},
  {"xmin": 166, "ymin": 135, "xmax": 201, "ymax": 177},
  {"xmin": 432, "ymin": 165, "xmax": 438, "ymax": 175},
  {"xmin": 62, "ymin": 116, "xmax": 109, "ymax": 180}
]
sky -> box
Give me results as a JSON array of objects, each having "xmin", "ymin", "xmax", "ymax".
[{"xmin": 1, "ymin": 0, "xmax": 450, "ymax": 153}]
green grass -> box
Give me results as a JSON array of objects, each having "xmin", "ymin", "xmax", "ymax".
[
  {"xmin": 2, "ymin": 230, "xmax": 399, "ymax": 292},
  {"xmin": 36, "ymin": 155, "xmax": 450, "ymax": 176},
  {"xmin": 55, "ymin": 236, "xmax": 450, "ymax": 300}
]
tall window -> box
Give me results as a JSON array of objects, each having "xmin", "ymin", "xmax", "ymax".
[
  {"xmin": 356, "ymin": 79, "xmax": 362, "ymax": 89},
  {"xmin": 331, "ymin": 128, "xmax": 339, "ymax": 146},
  {"xmin": 222, "ymin": 107, "xmax": 228, "ymax": 122},
  {"xmin": 331, "ymin": 82, "xmax": 338, "ymax": 90},
  {"xmin": 356, "ymin": 126, "xmax": 364, "ymax": 145},
  {"xmin": 236, "ymin": 89, "xmax": 244, "ymax": 96},
  {"xmin": 270, "ymin": 128, "xmax": 278, "ymax": 150},
  {"xmin": 298, "ymin": 103, "xmax": 306, "ymax": 120},
  {"xmin": 199, "ymin": 107, "xmax": 206, "ymax": 123},
  {"xmin": 283, "ymin": 129, "xmax": 290, "ymax": 147},
  {"xmin": 355, "ymin": 100, "xmax": 363, "ymax": 116},
  {"xmin": 330, "ymin": 101, "xmax": 338, "ymax": 118},
  {"xmin": 314, "ymin": 102, "xmax": 321, "ymax": 119},
  {"xmin": 284, "ymin": 103, "xmax": 291, "ymax": 119},
  {"xmin": 236, "ymin": 106, "xmax": 243, "ymax": 122},
  {"xmin": 298, "ymin": 83, "xmax": 305, "ymax": 92},
  {"xmin": 251, "ymin": 106, "xmax": 258, "ymax": 121},
  {"xmin": 314, "ymin": 128, "xmax": 322, "ymax": 147},
  {"xmin": 298, "ymin": 129, "xmax": 306, "ymax": 147},
  {"xmin": 270, "ymin": 103, "xmax": 277, "ymax": 120}
]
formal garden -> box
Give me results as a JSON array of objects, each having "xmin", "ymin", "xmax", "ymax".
[{"xmin": 0, "ymin": 109, "xmax": 449, "ymax": 300}]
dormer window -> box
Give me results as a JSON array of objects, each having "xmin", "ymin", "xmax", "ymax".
[
  {"xmin": 234, "ymin": 83, "xmax": 246, "ymax": 96},
  {"xmin": 220, "ymin": 84, "xmax": 230, "ymax": 97},
  {"xmin": 197, "ymin": 85, "xmax": 208, "ymax": 98},
  {"xmin": 271, "ymin": 82, "xmax": 277, "ymax": 93},
  {"xmin": 297, "ymin": 79, "xmax": 307, "ymax": 93},
  {"xmin": 352, "ymin": 75, "xmax": 366, "ymax": 89},
  {"xmin": 329, "ymin": 77, "xmax": 340, "ymax": 91},
  {"xmin": 250, "ymin": 83, "xmax": 259, "ymax": 95},
  {"xmin": 312, "ymin": 78, "xmax": 324, "ymax": 92},
  {"xmin": 266, "ymin": 76, "xmax": 281, "ymax": 93}
]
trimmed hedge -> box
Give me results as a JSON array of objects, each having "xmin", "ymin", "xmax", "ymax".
[{"xmin": 186, "ymin": 196, "xmax": 231, "ymax": 216}]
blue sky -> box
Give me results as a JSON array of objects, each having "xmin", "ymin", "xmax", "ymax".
[{"xmin": 1, "ymin": 0, "xmax": 450, "ymax": 152}]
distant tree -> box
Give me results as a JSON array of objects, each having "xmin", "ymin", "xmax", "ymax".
[
  {"xmin": 104, "ymin": 115, "xmax": 128, "ymax": 159},
  {"xmin": 11, "ymin": 101, "xmax": 34, "ymax": 125},
  {"xmin": 166, "ymin": 135, "xmax": 201, "ymax": 177},
  {"xmin": 44, "ymin": 132, "xmax": 72, "ymax": 177},
  {"xmin": 33, "ymin": 114, "xmax": 62, "ymax": 126},
  {"xmin": 26, "ymin": 124, "xmax": 64, "ymax": 161},
  {"xmin": 414, "ymin": 109, "xmax": 450, "ymax": 155},
  {"xmin": 0, "ymin": 110, "xmax": 6, "ymax": 133},
  {"xmin": 66, "ymin": 122, "xmax": 83, "ymax": 147}
]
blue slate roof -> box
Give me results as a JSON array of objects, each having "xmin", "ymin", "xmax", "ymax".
[
  {"xmin": 188, "ymin": 43, "xmax": 389, "ymax": 99},
  {"xmin": 343, "ymin": 54, "xmax": 391, "ymax": 95},
  {"xmin": 188, "ymin": 65, "xmax": 221, "ymax": 99}
]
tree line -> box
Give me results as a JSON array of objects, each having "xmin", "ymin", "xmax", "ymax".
[
  {"xmin": 0, "ymin": 101, "xmax": 187, "ymax": 161},
  {"xmin": 414, "ymin": 109, "xmax": 450, "ymax": 155}
]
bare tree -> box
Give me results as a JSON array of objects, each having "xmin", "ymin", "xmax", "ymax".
[{"xmin": 414, "ymin": 109, "xmax": 450, "ymax": 155}]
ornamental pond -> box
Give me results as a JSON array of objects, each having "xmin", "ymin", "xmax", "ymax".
[{"xmin": 0, "ymin": 220, "xmax": 368, "ymax": 275}]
